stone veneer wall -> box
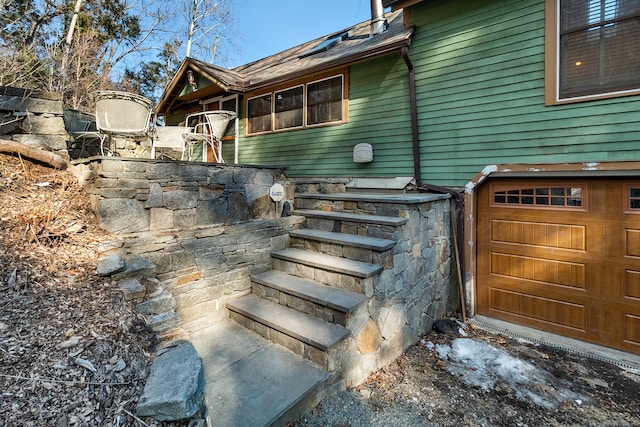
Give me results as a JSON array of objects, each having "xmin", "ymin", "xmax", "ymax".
[
  {"xmin": 76, "ymin": 157, "xmax": 299, "ymax": 333},
  {"xmin": 294, "ymin": 181, "xmax": 453, "ymax": 386}
]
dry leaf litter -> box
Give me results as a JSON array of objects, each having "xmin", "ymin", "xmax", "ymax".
[{"xmin": 0, "ymin": 153, "xmax": 185, "ymax": 427}]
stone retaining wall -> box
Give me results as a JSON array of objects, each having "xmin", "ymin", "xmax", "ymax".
[
  {"xmin": 0, "ymin": 86, "xmax": 69, "ymax": 160},
  {"xmin": 80, "ymin": 157, "xmax": 298, "ymax": 334},
  {"xmin": 75, "ymin": 157, "xmax": 292, "ymax": 233}
]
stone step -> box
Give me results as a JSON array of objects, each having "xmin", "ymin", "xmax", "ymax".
[
  {"xmin": 291, "ymin": 209, "xmax": 407, "ymax": 227},
  {"xmin": 252, "ymin": 270, "xmax": 367, "ymax": 326},
  {"xmin": 190, "ymin": 320, "xmax": 337, "ymax": 427},
  {"xmin": 295, "ymin": 192, "xmax": 447, "ymax": 205},
  {"xmin": 289, "ymin": 228, "xmax": 395, "ymax": 252},
  {"xmin": 271, "ymin": 248, "xmax": 383, "ymax": 278},
  {"xmin": 228, "ymin": 294, "xmax": 350, "ymax": 353}
]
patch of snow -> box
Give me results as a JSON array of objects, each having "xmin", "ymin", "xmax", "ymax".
[{"xmin": 435, "ymin": 338, "xmax": 585, "ymax": 409}]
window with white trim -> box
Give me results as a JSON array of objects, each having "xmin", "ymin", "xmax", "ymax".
[
  {"xmin": 247, "ymin": 93, "xmax": 272, "ymax": 134},
  {"xmin": 246, "ymin": 74, "xmax": 344, "ymax": 135},
  {"xmin": 548, "ymin": 0, "xmax": 640, "ymax": 102}
]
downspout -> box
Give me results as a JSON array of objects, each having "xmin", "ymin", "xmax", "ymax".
[
  {"xmin": 401, "ymin": 46, "xmax": 422, "ymax": 187},
  {"xmin": 402, "ymin": 46, "xmax": 467, "ymax": 319}
]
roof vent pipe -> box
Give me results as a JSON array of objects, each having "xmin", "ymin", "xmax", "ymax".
[{"xmin": 370, "ymin": 0, "xmax": 387, "ymax": 35}]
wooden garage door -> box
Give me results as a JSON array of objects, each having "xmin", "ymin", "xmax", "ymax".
[{"xmin": 477, "ymin": 178, "xmax": 640, "ymax": 354}]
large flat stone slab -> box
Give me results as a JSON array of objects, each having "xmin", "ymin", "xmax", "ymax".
[
  {"xmin": 190, "ymin": 320, "xmax": 330, "ymax": 427},
  {"xmin": 290, "ymin": 209, "xmax": 407, "ymax": 226},
  {"xmin": 252, "ymin": 270, "xmax": 367, "ymax": 313},
  {"xmin": 294, "ymin": 192, "xmax": 450, "ymax": 204},
  {"xmin": 289, "ymin": 228, "xmax": 395, "ymax": 252},
  {"xmin": 228, "ymin": 295, "xmax": 350, "ymax": 351},
  {"xmin": 272, "ymin": 248, "xmax": 383, "ymax": 278}
]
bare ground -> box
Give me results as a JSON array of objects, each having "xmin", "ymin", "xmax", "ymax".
[
  {"xmin": 295, "ymin": 325, "xmax": 640, "ymax": 427},
  {"xmin": 1, "ymin": 153, "xmax": 639, "ymax": 427}
]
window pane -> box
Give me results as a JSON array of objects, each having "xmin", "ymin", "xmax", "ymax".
[
  {"xmin": 274, "ymin": 86, "xmax": 303, "ymax": 130},
  {"xmin": 493, "ymin": 185, "xmax": 584, "ymax": 209},
  {"xmin": 247, "ymin": 94, "xmax": 271, "ymax": 133},
  {"xmin": 307, "ymin": 76, "xmax": 343, "ymax": 125},
  {"xmin": 559, "ymin": 0, "xmax": 640, "ymax": 98}
]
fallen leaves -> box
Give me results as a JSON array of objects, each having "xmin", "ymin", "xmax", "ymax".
[{"xmin": 0, "ymin": 153, "xmax": 170, "ymax": 426}]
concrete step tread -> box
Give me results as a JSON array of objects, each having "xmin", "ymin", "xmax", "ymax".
[
  {"xmin": 295, "ymin": 192, "xmax": 449, "ymax": 204},
  {"xmin": 291, "ymin": 209, "xmax": 407, "ymax": 226},
  {"xmin": 272, "ymin": 248, "xmax": 383, "ymax": 278},
  {"xmin": 289, "ymin": 228, "xmax": 395, "ymax": 252},
  {"xmin": 190, "ymin": 320, "xmax": 330, "ymax": 427},
  {"xmin": 227, "ymin": 294, "xmax": 350, "ymax": 351},
  {"xmin": 252, "ymin": 270, "xmax": 367, "ymax": 313}
]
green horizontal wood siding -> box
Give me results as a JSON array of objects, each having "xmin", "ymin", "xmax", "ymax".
[
  {"xmin": 234, "ymin": 55, "xmax": 414, "ymax": 177},
  {"xmin": 410, "ymin": 0, "xmax": 640, "ymax": 186}
]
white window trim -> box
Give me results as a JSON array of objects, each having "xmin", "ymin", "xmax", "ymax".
[{"xmin": 274, "ymin": 84, "xmax": 305, "ymax": 132}]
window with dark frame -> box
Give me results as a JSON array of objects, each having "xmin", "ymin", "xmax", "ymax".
[
  {"xmin": 307, "ymin": 75, "xmax": 343, "ymax": 126},
  {"xmin": 247, "ymin": 94, "xmax": 272, "ymax": 134},
  {"xmin": 629, "ymin": 187, "xmax": 640, "ymax": 210},
  {"xmin": 558, "ymin": 0, "xmax": 640, "ymax": 99},
  {"xmin": 274, "ymin": 86, "xmax": 303, "ymax": 130},
  {"xmin": 493, "ymin": 186, "xmax": 584, "ymax": 208}
]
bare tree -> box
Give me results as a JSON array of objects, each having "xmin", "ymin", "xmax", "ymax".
[{"xmin": 185, "ymin": 0, "xmax": 235, "ymax": 63}]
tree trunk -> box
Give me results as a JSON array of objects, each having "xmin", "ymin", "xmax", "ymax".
[{"xmin": 0, "ymin": 139, "xmax": 68, "ymax": 169}]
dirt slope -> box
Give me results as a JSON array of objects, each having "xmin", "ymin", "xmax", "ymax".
[{"xmin": 0, "ymin": 154, "xmax": 170, "ymax": 426}]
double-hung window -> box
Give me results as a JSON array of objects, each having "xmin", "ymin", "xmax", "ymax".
[
  {"xmin": 274, "ymin": 86, "xmax": 304, "ymax": 130},
  {"xmin": 546, "ymin": 0, "xmax": 640, "ymax": 103},
  {"xmin": 307, "ymin": 76, "xmax": 343, "ymax": 126},
  {"xmin": 247, "ymin": 94, "xmax": 272, "ymax": 134},
  {"xmin": 246, "ymin": 73, "xmax": 345, "ymax": 135}
]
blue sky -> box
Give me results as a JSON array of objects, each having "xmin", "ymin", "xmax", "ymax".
[{"xmin": 229, "ymin": 0, "xmax": 377, "ymax": 67}]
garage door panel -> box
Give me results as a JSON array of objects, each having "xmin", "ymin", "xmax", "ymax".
[
  {"xmin": 477, "ymin": 178, "xmax": 640, "ymax": 354},
  {"xmin": 483, "ymin": 288, "xmax": 588, "ymax": 337},
  {"xmin": 490, "ymin": 219, "xmax": 586, "ymax": 251},
  {"xmin": 623, "ymin": 314, "xmax": 640, "ymax": 350},
  {"xmin": 625, "ymin": 270, "xmax": 640, "ymax": 299},
  {"xmin": 625, "ymin": 228, "xmax": 640, "ymax": 257},
  {"xmin": 490, "ymin": 252, "xmax": 586, "ymax": 289}
]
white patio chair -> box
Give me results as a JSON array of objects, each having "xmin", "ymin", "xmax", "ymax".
[
  {"xmin": 182, "ymin": 110, "xmax": 236, "ymax": 163},
  {"xmin": 151, "ymin": 125, "xmax": 190, "ymax": 160},
  {"xmin": 76, "ymin": 91, "xmax": 153, "ymax": 156}
]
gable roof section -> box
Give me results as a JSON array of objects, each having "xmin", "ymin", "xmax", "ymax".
[{"xmin": 156, "ymin": 9, "xmax": 412, "ymax": 113}]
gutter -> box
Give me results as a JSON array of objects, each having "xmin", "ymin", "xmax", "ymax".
[{"xmin": 401, "ymin": 46, "xmax": 466, "ymax": 317}]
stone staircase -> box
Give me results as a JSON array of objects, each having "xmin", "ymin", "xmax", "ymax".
[{"xmin": 190, "ymin": 190, "xmax": 451, "ymax": 426}]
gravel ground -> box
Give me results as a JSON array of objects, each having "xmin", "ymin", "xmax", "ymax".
[{"xmin": 294, "ymin": 324, "xmax": 640, "ymax": 427}]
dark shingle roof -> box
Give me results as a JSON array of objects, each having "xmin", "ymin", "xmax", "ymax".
[
  {"xmin": 156, "ymin": 10, "xmax": 412, "ymax": 112},
  {"xmin": 232, "ymin": 9, "xmax": 412, "ymax": 90}
]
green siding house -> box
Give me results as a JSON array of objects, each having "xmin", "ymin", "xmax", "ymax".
[
  {"xmin": 155, "ymin": 9, "xmax": 416, "ymax": 178},
  {"xmin": 155, "ymin": 0, "xmax": 640, "ymax": 354}
]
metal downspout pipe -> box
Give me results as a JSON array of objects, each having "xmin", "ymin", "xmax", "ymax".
[{"xmin": 402, "ymin": 46, "xmax": 467, "ymax": 317}]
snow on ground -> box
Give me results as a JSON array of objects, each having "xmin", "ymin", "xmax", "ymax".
[{"xmin": 435, "ymin": 338, "xmax": 585, "ymax": 408}]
